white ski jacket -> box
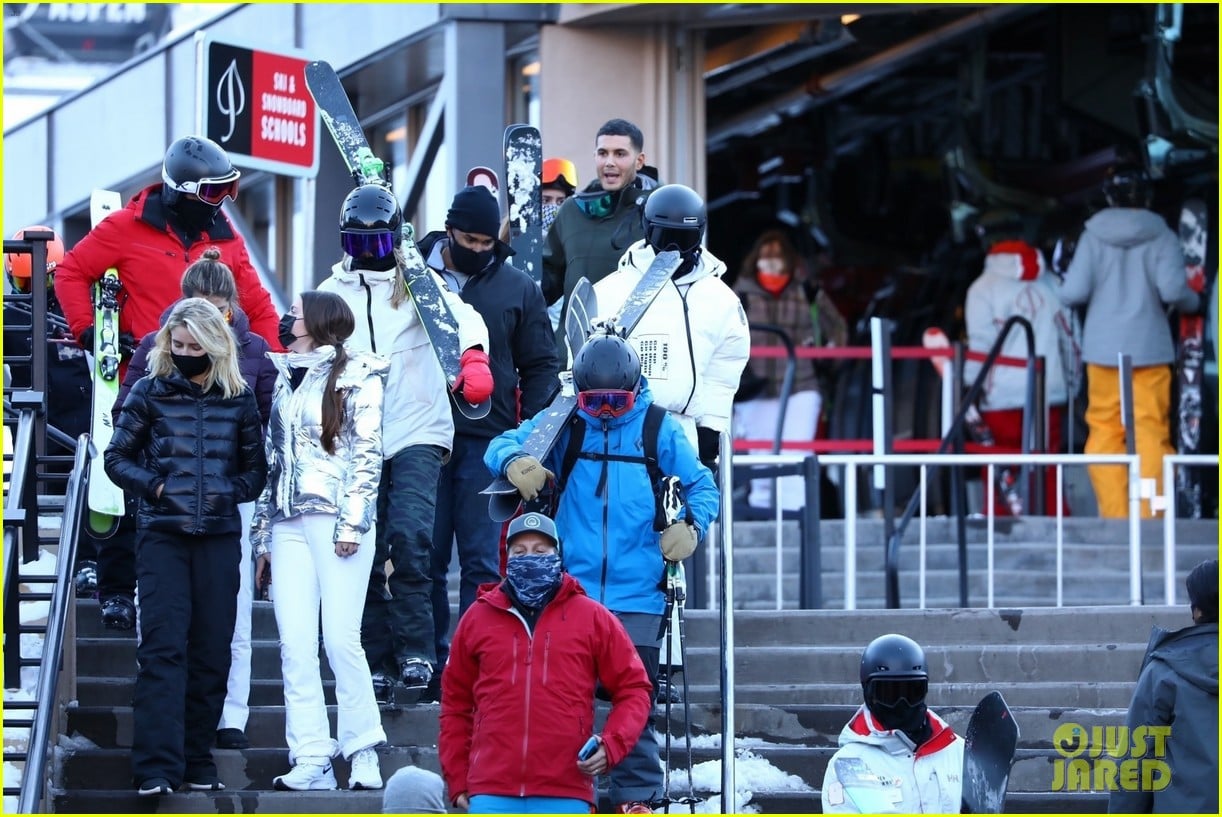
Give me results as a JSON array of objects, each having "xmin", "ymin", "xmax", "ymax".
[
  {"xmin": 317, "ymin": 259, "xmax": 489, "ymax": 457},
  {"xmin": 822, "ymin": 705, "xmax": 964, "ymax": 814},
  {"xmin": 592, "ymin": 240, "xmax": 751, "ymax": 445},
  {"xmin": 964, "ymin": 242, "xmax": 1076, "ymax": 410}
]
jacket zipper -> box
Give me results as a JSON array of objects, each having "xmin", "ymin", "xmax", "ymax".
[
  {"xmin": 519, "ymin": 626, "xmax": 534, "ymax": 796},
  {"xmin": 195, "ymin": 393, "xmax": 206, "ymax": 533},
  {"xmin": 678, "ymin": 285, "xmax": 697, "ymax": 415},
  {"xmin": 598, "ymin": 420, "xmax": 610, "ymax": 605},
  {"xmin": 359, "ymin": 274, "xmax": 377, "ymax": 354}
]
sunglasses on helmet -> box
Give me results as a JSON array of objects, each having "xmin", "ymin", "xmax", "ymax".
[
  {"xmin": 340, "ymin": 230, "xmax": 397, "ymax": 259},
  {"xmin": 163, "ymin": 167, "xmax": 241, "ymax": 206},
  {"xmin": 577, "ymin": 389, "xmax": 636, "ymax": 418}
]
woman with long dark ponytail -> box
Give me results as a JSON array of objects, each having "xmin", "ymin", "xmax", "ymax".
[{"xmin": 251, "ymin": 290, "xmax": 390, "ymax": 791}]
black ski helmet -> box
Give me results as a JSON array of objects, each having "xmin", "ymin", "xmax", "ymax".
[
  {"xmin": 161, "ymin": 136, "xmax": 239, "ymax": 209},
  {"xmin": 1103, "ymin": 163, "xmax": 1152, "ymax": 208},
  {"xmin": 642, "ymin": 184, "xmax": 706, "ymax": 255},
  {"xmin": 572, "ymin": 331, "xmax": 642, "ymax": 393},
  {"xmin": 340, "ymin": 183, "xmax": 403, "ymax": 235},
  {"xmin": 860, "ymin": 633, "xmax": 927, "ymax": 689}
]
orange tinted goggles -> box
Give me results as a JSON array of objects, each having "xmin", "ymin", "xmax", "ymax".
[{"xmin": 543, "ymin": 158, "xmax": 577, "ymax": 189}]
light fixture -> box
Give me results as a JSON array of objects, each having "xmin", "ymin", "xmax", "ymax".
[
  {"xmin": 840, "ymin": 13, "xmax": 860, "ymax": 25},
  {"xmin": 521, "ymin": 61, "xmax": 540, "ymax": 77}
]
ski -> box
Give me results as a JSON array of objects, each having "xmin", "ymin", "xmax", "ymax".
[
  {"xmin": 305, "ymin": 60, "xmax": 490, "ymax": 420},
  {"xmin": 1175, "ymin": 198, "xmax": 1208, "ymax": 518},
  {"xmin": 86, "ymin": 189, "xmax": 125, "ymax": 538},
  {"xmin": 961, "ymin": 690, "xmax": 1019, "ymax": 814},
  {"xmin": 564, "ymin": 277, "xmax": 596, "ymax": 366},
  {"xmin": 466, "ymin": 165, "xmax": 500, "ymax": 196},
  {"xmin": 504, "ymin": 124, "xmax": 543, "ymax": 283},
  {"xmin": 482, "ymin": 251, "xmax": 681, "ymax": 520}
]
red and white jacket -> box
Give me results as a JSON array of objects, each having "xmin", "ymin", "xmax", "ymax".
[
  {"xmin": 439, "ymin": 574, "xmax": 653, "ymax": 806},
  {"xmin": 821, "ymin": 705, "xmax": 964, "ymax": 814}
]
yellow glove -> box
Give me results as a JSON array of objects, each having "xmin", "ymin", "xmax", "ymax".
[
  {"xmin": 660, "ymin": 521, "xmax": 697, "ymax": 562},
  {"xmin": 506, "ymin": 455, "xmax": 554, "ymax": 501}
]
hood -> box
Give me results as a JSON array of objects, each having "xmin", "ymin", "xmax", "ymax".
[
  {"xmin": 1144, "ymin": 622, "xmax": 1219, "ymax": 694},
  {"xmin": 1084, "ymin": 208, "xmax": 1172, "ymax": 248},
  {"xmin": 983, "ymin": 240, "xmax": 1044, "ymax": 282},
  {"xmin": 475, "ymin": 571, "xmax": 585, "ymax": 610},
  {"xmin": 159, "ymin": 301, "xmax": 253, "ymax": 336},
  {"xmin": 618, "ymin": 239, "xmax": 727, "ymax": 283},
  {"xmin": 838, "ymin": 704, "xmax": 958, "ymax": 758},
  {"xmin": 575, "ymin": 377, "xmax": 656, "ymax": 430},
  {"xmin": 418, "ymin": 229, "xmax": 515, "ymax": 278}
]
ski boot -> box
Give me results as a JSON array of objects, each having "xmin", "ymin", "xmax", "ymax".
[
  {"xmin": 371, "ymin": 672, "xmax": 396, "ymax": 706},
  {"xmin": 396, "ymin": 659, "xmax": 433, "ymax": 706},
  {"xmin": 100, "ymin": 595, "xmax": 136, "ymax": 631}
]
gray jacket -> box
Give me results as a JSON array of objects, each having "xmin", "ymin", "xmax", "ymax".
[
  {"xmin": 251, "ymin": 346, "xmax": 389, "ymax": 554},
  {"xmin": 1060, "ymin": 208, "xmax": 1199, "ymax": 366},
  {"xmin": 1109, "ymin": 622, "xmax": 1218, "ymax": 813}
]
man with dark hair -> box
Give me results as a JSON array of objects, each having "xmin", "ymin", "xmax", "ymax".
[
  {"xmin": 1110, "ymin": 559, "xmax": 1218, "ymax": 813},
  {"xmin": 542, "ymin": 118, "xmax": 659, "ymax": 347}
]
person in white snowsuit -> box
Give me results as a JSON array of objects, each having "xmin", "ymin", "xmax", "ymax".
[{"xmin": 822, "ymin": 634, "xmax": 964, "ymax": 814}]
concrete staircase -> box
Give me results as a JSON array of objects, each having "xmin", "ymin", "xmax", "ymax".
[{"xmin": 52, "ymin": 590, "xmax": 1190, "ymax": 812}]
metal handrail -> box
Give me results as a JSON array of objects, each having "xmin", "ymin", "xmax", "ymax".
[
  {"xmin": 740, "ymin": 324, "xmax": 796, "ymax": 454},
  {"xmin": 886, "ymin": 315, "xmax": 1040, "ymax": 607},
  {"xmin": 17, "ymin": 435, "xmax": 89, "ymax": 813}
]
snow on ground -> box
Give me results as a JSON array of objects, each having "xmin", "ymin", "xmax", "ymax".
[{"xmin": 652, "ymin": 742, "xmax": 814, "ymax": 813}]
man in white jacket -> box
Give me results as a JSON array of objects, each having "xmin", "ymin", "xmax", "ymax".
[
  {"xmin": 822, "ymin": 634, "xmax": 963, "ymax": 814},
  {"xmin": 591, "ymin": 184, "xmax": 750, "ymax": 465},
  {"xmin": 317, "ymin": 183, "xmax": 491, "ymax": 698}
]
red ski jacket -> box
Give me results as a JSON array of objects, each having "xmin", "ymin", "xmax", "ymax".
[
  {"xmin": 54, "ymin": 184, "xmax": 282, "ymax": 364},
  {"xmin": 439, "ymin": 574, "xmax": 653, "ymax": 806}
]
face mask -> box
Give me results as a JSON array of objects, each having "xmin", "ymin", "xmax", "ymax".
[
  {"xmin": 350, "ymin": 251, "xmax": 397, "ymax": 272},
  {"xmin": 504, "ymin": 553, "xmax": 562, "ymax": 609},
  {"xmin": 541, "ymin": 202, "xmax": 560, "ymax": 233},
  {"xmin": 169, "ymin": 195, "xmax": 221, "ymax": 232},
  {"xmin": 868, "ymin": 678, "xmax": 930, "ymax": 742},
  {"xmin": 757, "ymin": 269, "xmax": 790, "ymax": 296},
  {"xmin": 171, "ymin": 352, "xmax": 211, "ymax": 378},
  {"xmin": 278, "ymin": 312, "xmax": 304, "ymax": 349},
  {"xmin": 448, "ymin": 232, "xmax": 495, "ymax": 274}
]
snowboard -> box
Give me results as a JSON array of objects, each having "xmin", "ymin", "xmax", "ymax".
[
  {"xmin": 305, "ymin": 60, "xmax": 490, "ymax": 421},
  {"xmin": 504, "ymin": 124, "xmax": 543, "ymax": 283},
  {"xmin": 923, "ymin": 327, "xmax": 1023, "ymax": 515},
  {"xmin": 961, "ymin": 690, "xmax": 1019, "ymax": 814},
  {"xmin": 481, "ymin": 251, "xmax": 682, "ymax": 520},
  {"xmin": 1175, "ymin": 198, "xmax": 1208, "ymax": 518},
  {"xmin": 466, "ymin": 166, "xmax": 499, "ymax": 196},
  {"xmin": 86, "ymin": 189, "xmax": 125, "ymax": 538}
]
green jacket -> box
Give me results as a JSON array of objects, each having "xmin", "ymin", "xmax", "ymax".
[{"xmin": 542, "ymin": 176, "xmax": 658, "ymax": 306}]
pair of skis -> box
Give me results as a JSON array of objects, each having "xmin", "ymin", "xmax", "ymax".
[
  {"xmin": 480, "ymin": 251, "xmax": 682, "ymax": 520},
  {"xmin": 834, "ymin": 691, "xmax": 1019, "ymax": 814},
  {"xmin": 465, "ymin": 122, "xmax": 544, "ymax": 284},
  {"xmin": 1175, "ymin": 199, "xmax": 1209, "ymax": 518},
  {"xmin": 305, "ymin": 60, "xmax": 490, "ymax": 421}
]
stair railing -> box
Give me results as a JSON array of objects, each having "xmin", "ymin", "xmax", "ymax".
[{"xmin": 885, "ymin": 315, "xmax": 1040, "ymax": 608}]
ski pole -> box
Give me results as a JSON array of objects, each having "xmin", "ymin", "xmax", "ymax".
[{"xmin": 670, "ymin": 561, "xmax": 699, "ymax": 812}]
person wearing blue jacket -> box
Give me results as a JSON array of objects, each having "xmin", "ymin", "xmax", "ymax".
[{"xmin": 484, "ymin": 330, "xmax": 718, "ymax": 812}]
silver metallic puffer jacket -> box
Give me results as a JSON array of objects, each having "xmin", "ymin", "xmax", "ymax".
[{"xmin": 251, "ymin": 346, "xmax": 389, "ymax": 554}]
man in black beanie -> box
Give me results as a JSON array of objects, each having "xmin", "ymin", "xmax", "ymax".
[
  {"xmin": 1110, "ymin": 558, "xmax": 1217, "ymax": 813},
  {"xmin": 418, "ymin": 187, "xmax": 559, "ymax": 700}
]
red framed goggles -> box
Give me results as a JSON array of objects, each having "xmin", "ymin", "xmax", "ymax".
[
  {"xmin": 577, "ymin": 389, "xmax": 636, "ymax": 418},
  {"xmin": 163, "ymin": 168, "xmax": 241, "ymax": 206}
]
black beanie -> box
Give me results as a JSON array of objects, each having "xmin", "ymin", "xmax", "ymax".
[
  {"xmin": 446, "ymin": 186, "xmax": 501, "ymax": 238},
  {"xmin": 1186, "ymin": 559, "xmax": 1218, "ymax": 623}
]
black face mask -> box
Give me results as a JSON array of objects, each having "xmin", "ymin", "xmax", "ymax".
[
  {"xmin": 169, "ymin": 195, "xmax": 221, "ymax": 233},
  {"xmin": 868, "ymin": 677, "xmax": 931, "ymax": 745},
  {"xmin": 278, "ymin": 313, "xmax": 304, "ymax": 349},
  {"xmin": 448, "ymin": 232, "xmax": 495, "ymax": 274},
  {"xmin": 350, "ymin": 252, "xmax": 397, "ymax": 272},
  {"xmin": 171, "ymin": 352, "xmax": 211, "ymax": 379}
]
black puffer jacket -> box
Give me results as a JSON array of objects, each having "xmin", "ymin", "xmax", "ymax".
[{"xmin": 104, "ymin": 370, "xmax": 267, "ymax": 536}]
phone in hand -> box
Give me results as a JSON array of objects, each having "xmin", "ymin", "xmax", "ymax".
[{"xmin": 578, "ymin": 736, "xmax": 600, "ymax": 761}]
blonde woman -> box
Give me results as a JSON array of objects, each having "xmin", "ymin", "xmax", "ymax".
[
  {"xmin": 252, "ymin": 290, "xmax": 390, "ymax": 791},
  {"xmin": 104, "ymin": 297, "xmax": 267, "ymax": 796}
]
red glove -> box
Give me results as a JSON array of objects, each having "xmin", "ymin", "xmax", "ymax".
[{"xmin": 454, "ymin": 348, "xmax": 493, "ymax": 403}]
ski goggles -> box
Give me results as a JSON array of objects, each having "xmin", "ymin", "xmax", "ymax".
[
  {"xmin": 341, "ymin": 230, "xmax": 397, "ymax": 259},
  {"xmin": 577, "ymin": 389, "xmax": 636, "ymax": 418},
  {"xmin": 162, "ymin": 168, "xmax": 241, "ymax": 206},
  {"xmin": 543, "ymin": 158, "xmax": 577, "ymax": 190},
  {"xmin": 870, "ymin": 677, "xmax": 928, "ymax": 707}
]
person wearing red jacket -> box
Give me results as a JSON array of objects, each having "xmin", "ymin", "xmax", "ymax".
[
  {"xmin": 439, "ymin": 513, "xmax": 653, "ymax": 813},
  {"xmin": 54, "ymin": 135, "xmax": 282, "ymax": 368}
]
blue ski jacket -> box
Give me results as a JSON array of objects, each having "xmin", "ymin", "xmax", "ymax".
[{"xmin": 485, "ymin": 380, "xmax": 718, "ymax": 615}]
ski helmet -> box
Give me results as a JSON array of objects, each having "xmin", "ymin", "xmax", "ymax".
[
  {"xmin": 542, "ymin": 157, "xmax": 578, "ymax": 196},
  {"xmin": 642, "ymin": 184, "xmax": 706, "ymax": 255},
  {"xmin": 572, "ymin": 331, "xmax": 642, "ymax": 393},
  {"xmin": 1102, "ymin": 163, "xmax": 1152, "ymax": 208},
  {"xmin": 860, "ymin": 633, "xmax": 928, "ymax": 707},
  {"xmin": 161, "ymin": 136, "xmax": 240, "ymax": 208},
  {"xmin": 339, "ymin": 184, "xmax": 402, "ymax": 260},
  {"xmin": 5, "ymin": 226, "xmax": 65, "ymax": 293}
]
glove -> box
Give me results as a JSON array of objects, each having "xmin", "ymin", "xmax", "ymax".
[
  {"xmin": 453, "ymin": 348, "xmax": 494, "ymax": 404},
  {"xmin": 119, "ymin": 332, "xmax": 138, "ymax": 357},
  {"xmin": 660, "ymin": 521, "xmax": 697, "ymax": 562},
  {"xmin": 77, "ymin": 327, "xmax": 94, "ymax": 351},
  {"xmin": 506, "ymin": 455, "xmax": 554, "ymax": 501},
  {"xmin": 697, "ymin": 426, "xmax": 720, "ymax": 467}
]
